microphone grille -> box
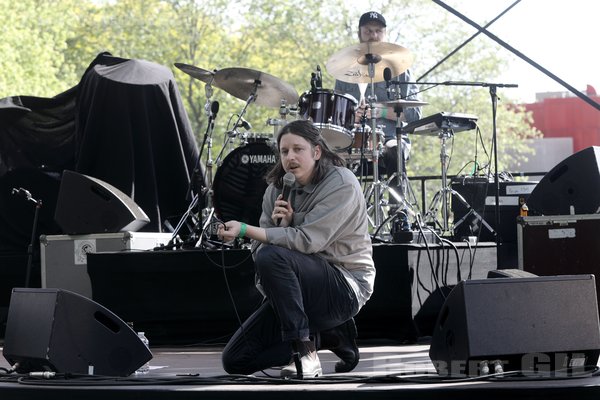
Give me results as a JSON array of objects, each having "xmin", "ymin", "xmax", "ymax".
[
  {"xmin": 383, "ymin": 67, "xmax": 392, "ymax": 81},
  {"xmin": 283, "ymin": 172, "xmax": 296, "ymax": 186}
]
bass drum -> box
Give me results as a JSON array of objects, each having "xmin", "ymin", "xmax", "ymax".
[{"xmin": 212, "ymin": 141, "xmax": 277, "ymax": 227}]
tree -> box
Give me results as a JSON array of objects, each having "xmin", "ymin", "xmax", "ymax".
[{"xmin": 0, "ymin": 0, "xmax": 81, "ymax": 97}]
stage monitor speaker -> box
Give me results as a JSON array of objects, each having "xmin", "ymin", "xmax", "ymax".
[
  {"xmin": 54, "ymin": 170, "xmax": 149, "ymax": 234},
  {"xmin": 2, "ymin": 288, "xmax": 152, "ymax": 376},
  {"xmin": 527, "ymin": 146, "xmax": 600, "ymax": 215},
  {"xmin": 429, "ymin": 275, "xmax": 600, "ymax": 376}
]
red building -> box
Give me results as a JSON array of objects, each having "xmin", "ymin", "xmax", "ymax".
[{"xmin": 524, "ymin": 85, "xmax": 600, "ymax": 152}]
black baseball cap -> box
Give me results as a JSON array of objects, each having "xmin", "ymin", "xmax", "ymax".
[{"xmin": 359, "ymin": 11, "xmax": 386, "ymax": 28}]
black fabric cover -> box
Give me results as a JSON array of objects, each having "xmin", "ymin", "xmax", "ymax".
[{"xmin": 0, "ymin": 52, "xmax": 201, "ymax": 244}]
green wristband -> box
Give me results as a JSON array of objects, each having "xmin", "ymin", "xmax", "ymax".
[
  {"xmin": 381, "ymin": 107, "xmax": 388, "ymax": 119},
  {"xmin": 238, "ymin": 222, "xmax": 247, "ymax": 238}
]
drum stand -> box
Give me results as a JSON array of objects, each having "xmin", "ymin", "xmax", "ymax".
[
  {"xmin": 392, "ymin": 107, "xmax": 419, "ymax": 218},
  {"xmin": 424, "ymin": 128, "xmax": 456, "ymax": 233},
  {"xmin": 358, "ymin": 57, "xmax": 388, "ymax": 233}
]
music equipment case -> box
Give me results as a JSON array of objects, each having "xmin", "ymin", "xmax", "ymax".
[
  {"xmin": 40, "ymin": 232, "xmax": 172, "ymax": 299},
  {"xmin": 517, "ymin": 213, "xmax": 600, "ymax": 303},
  {"xmin": 517, "ymin": 214, "xmax": 600, "ymax": 271}
]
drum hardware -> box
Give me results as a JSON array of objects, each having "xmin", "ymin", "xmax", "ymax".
[
  {"xmin": 326, "ymin": 42, "xmax": 411, "ymax": 232},
  {"xmin": 422, "ymin": 128, "xmax": 456, "ymax": 232},
  {"xmin": 266, "ymin": 99, "xmax": 300, "ymax": 137},
  {"xmin": 326, "ymin": 41, "xmax": 421, "ymax": 234},
  {"xmin": 403, "ymin": 112, "xmax": 479, "ymax": 234},
  {"xmin": 172, "ymin": 102, "xmax": 221, "ymax": 247}
]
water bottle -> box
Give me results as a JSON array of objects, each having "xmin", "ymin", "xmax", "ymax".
[{"xmin": 136, "ymin": 331, "xmax": 150, "ymax": 374}]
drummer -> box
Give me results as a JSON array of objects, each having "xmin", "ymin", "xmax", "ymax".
[{"xmin": 335, "ymin": 11, "xmax": 422, "ymax": 207}]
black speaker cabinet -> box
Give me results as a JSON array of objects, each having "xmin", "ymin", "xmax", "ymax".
[
  {"xmin": 429, "ymin": 275, "xmax": 600, "ymax": 376},
  {"xmin": 54, "ymin": 170, "xmax": 149, "ymax": 234},
  {"xmin": 527, "ymin": 146, "xmax": 600, "ymax": 215},
  {"xmin": 2, "ymin": 288, "xmax": 152, "ymax": 376}
]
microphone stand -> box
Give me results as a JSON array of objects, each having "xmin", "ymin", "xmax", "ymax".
[
  {"xmin": 214, "ymin": 89, "xmax": 257, "ymax": 166},
  {"xmin": 170, "ymin": 82, "xmax": 218, "ymax": 248},
  {"xmin": 389, "ymin": 79, "xmax": 516, "ymax": 263},
  {"xmin": 11, "ymin": 189, "xmax": 42, "ymax": 288},
  {"xmin": 489, "ymin": 84, "xmax": 502, "ymax": 262}
]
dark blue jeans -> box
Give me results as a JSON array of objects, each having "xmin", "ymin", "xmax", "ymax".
[{"xmin": 222, "ymin": 245, "xmax": 359, "ymax": 375}]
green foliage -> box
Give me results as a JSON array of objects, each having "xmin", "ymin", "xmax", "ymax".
[{"xmin": 0, "ymin": 0, "xmax": 81, "ymax": 97}]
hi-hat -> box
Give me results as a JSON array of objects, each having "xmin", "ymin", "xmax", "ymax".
[
  {"xmin": 213, "ymin": 67, "xmax": 298, "ymax": 108},
  {"xmin": 373, "ymin": 99, "xmax": 429, "ymax": 108},
  {"xmin": 326, "ymin": 42, "xmax": 414, "ymax": 84},
  {"xmin": 174, "ymin": 63, "xmax": 216, "ymax": 84}
]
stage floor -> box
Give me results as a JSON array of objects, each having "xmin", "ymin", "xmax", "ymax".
[{"xmin": 2, "ymin": 342, "xmax": 600, "ymax": 400}]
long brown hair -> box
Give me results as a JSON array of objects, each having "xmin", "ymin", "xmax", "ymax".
[{"xmin": 265, "ymin": 120, "xmax": 345, "ymax": 188}]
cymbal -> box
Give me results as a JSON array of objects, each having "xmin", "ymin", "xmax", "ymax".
[
  {"xmin": 174, "ymin": 63, "xmax": 215, "ymax": 84},
  {"xmin": 213, "ymin": 67, "xmax": 298, "ymax": 108},
  {"xmin": 373, "ymin": 99, "xmax": 428, "ymax": 108},
  {"xmin": 326, "ymin": 42, "xmax": 414, "ymax": 84}
]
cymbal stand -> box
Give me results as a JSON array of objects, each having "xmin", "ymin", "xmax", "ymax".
[
  {"xmin": 361, "ymin": 55, "xmax": 385, "ymax": 230},
  {"xmin": 393, "ymin": 105, "xmax": 419, "ymax": 219},
  {"xmin": 424, "ymin": 128, "xmax": 455, "ymax": 233},
  {"xmin": 215, "ymin": 88, "xmax": 257, "ymax": 166},
  {"xmin": 170, "ymin": 81, "xmax": 218, "ymax": 246}
]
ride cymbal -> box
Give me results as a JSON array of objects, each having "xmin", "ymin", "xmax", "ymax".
[
  {"xmin": 213, "ymin": 67, "xmax": 298, "ymax": 108},
  {"xmin": 174, "ymin": 63, "xmax": 216, "ymax": 84},
  {"xmin": 326, "ymin": 42, "xmax": 414, "ymax": 84}
]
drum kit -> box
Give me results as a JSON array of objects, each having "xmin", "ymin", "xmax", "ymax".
[{"xmin": 174, "ymin": 40, "xmax": 429, "ymax": 245}]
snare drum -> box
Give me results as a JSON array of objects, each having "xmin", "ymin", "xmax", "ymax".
[
  {"xmin": 212, "ymin": 141, "xmax": 277, "ymax": 227},
  {"xmin": 298, "ymin": 89, "xmax": 357, "ymax": 150}
]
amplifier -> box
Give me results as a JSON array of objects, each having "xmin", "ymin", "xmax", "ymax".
[{"xmin": 451, "ymin": 177, "xmax": 537, "ymax": 243}]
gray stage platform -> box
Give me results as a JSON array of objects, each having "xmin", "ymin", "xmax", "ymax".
[{"xmin": 2, "ymin": 343, "xmax": 600, "ymax": 400}]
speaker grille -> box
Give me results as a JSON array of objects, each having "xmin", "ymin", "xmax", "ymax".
[
  {"xmin": 429, "ymin": 275, "xmax": 600, "ymax": 376},
  {"xmin": 2, "ymin": 288, "xmax": 152, "ymax": 376}
]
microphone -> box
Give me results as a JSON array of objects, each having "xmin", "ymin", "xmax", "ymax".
[
  {"xmin": 316, "ymin": 65, "xmax": 323, "ymax": 89},
  {"xmin": 277, "ymin": 172, "xmax": 296, "ymax": 226},
  {"xmin": 211, "ymin": 100, "xmax": 220, "ymax": 118},
  {"xmin": 236, "ymin": 117, "xmax": 252, "ymax": 131},
  {"xmin": 383, "ymin": 67, "xmax": 392, "ymax": 99},
  {"xmin": 209, "ymin": 100, "xmax": 219, "ymax": 129}
]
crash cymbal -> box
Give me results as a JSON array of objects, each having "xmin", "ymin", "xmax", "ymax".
[
  {"xmin": 213, "ymin": 67, "xmax": 298, "ymax": 108},
  {"xmin": 373, "ymin": 99, "xmax": 429, "ymax": 108},
  {"xmin": 326, "ymin": 42, "xmax": 414, "ymax": 84},
  {"xmin": 174, "ymin": 63, "xmax": 215, "ymax": 84}
]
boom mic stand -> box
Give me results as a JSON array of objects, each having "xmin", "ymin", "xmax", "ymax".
[
  {"xmin": 170, "ymin": 84, "xmax": 220, "ymax": 248},
  {"xmin": 387, "ymin": 79, "xmax": 516, "ymax": 243}
]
